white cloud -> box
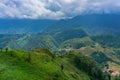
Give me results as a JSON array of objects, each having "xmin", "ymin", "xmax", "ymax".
[{"xmin": 0, "ymin": 0, "xmax": 120, "ymax": 19}]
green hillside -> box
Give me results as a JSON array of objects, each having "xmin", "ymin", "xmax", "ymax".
[
  {"xmin": 0, "ymin": 48, "xmax": 107, "ymax": 80},
  {"xmin": 50, "ymin": 28, "xmax": 87, "ymax": 44},
  {"xmin": 60, "ymin": 37, "xmax": 95, "ymax": 49},
  {"xmin": 92, "ymin": 34, "xmax": 120, "ymax": 48},
  {"xmin": 1, "ymin": 28, "xmax": 120, "ymax": 80}
]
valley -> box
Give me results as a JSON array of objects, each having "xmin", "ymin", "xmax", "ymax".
[{"xmin": 0, "ymin": 14, "xmax": 120, "ymax": 80}]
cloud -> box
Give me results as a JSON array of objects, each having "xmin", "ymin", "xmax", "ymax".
[{"xmin": 0, "ymin": 0, "xmax": 120, "ymax": 19}]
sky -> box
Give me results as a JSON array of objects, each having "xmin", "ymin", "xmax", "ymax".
[{"xmin": 0, "ymin": 0, "xmax": 120, "ymax": 19}]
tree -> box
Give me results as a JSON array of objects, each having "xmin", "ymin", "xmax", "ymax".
[
  {"xmin": 27, "ymin": 52, "xmax": 31, "ymax": 63},
  {"xmin": 0, "ymin": 48, "xmax": 2, "ymax": 52},
  {"xmin": 6, "ymin": 47, "xmax": 8, "ymax": 52},
  {"xmin": 61, "ymin": 64, "xmax": 64, "ymax": 70},
  {"xmin": 73, "ymin": 52, "xmax": 106, "ymax": 80}
]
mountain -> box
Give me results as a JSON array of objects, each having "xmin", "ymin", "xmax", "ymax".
[
  {"xmin": 45, "ymin": 28, "xmax": 88, "ymax": 44},
  {"xmin": 0, "ymin": 19, "xmax": 56, "ymax": 34},
  {"xmin": 0, "ymin": 28, "xmax": 87, "ymax": 51},
  {"xmin": 17, "ymin": 34, "xmax": 59, "ymax": 51},
  {"xmin": 1, "ymin": 14, "xmax": 120, "ymax": 79},
  {"xmin": 2, "ymin": 28, "xmax": 120, "ymax": 66},
  {"xmin": 0, "ymin": 14, "xmax": 120, "ymax": 35},
  {"xmin": 92, "ymin": 34, "xmax": 120, "ymax": 48},
  {"xmin": 0, "ymin": 34, "xmax": 23, "ymax": 49},
  {"xmin": 46, "ymin": 14, "xmax": 120, "ymax": 35}
]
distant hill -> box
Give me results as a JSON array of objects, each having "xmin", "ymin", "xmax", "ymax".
[
  {"xmin": 0, "ymin": 19, "xmax": 56, "ymax": 34},
  {"xmin": 1, "ymin": 14, "xmax": 120, "ymax": 79},
  {"xmin": 45, "ymin": 28, "xmax": 88, "ymax": 44},
  {"xmin": 0, "ymin": 14, "xmax": 120, "ymax": 35},
  {"xmin": 92, "ymin": 34, "xmax": 120, "ymax": 48},
  {"xmin": 0, "ymin": 34, "xmax": 23, "ymax": 49},
  {"xmin": 0, "ymin": 28, "xmax": 87, "ymax": 51},
  {"xmin": 46, "ymin": 14, "xmax": 120, "ymax": 35}
]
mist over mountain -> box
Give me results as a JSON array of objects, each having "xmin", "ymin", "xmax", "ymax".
[{"xmin": 0, "ymin": 14, "xmax": 120, "ymax": 35}]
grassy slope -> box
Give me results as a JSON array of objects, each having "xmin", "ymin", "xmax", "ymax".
[
  {"xmin": 56, "ymin": 56, "xmax": 91, "ymax": 80},
  {"xmin": 0, "ymin": 49, "xmax": 91, "ymax": 80}
]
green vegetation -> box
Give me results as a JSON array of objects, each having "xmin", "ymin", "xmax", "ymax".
[
  {"xmin": 91, "ymin": 51, "xmax": 111, "ymax": 63},
  {"xmin": 60, "ymin": 37, "xmax": 95, "ymax": 49},
  {"xmin": 49, "ymin": 28, "xmax": 88, "ymax": 44},
  {"xmin": 92, "ymin": 34, "xmax": 120, "ymax": 48},
  {"xmin": 0, "ymin": 49, "xmax": 65, "ymax": 80},
  {"xmin": 1, "ymin": 27, "xmax": 120, "ymax": 80},
  {"xmin": 0, "ymin": 48, "xmax": 106, "ymax": 80},
  {"xmin": 17, "ymin": 34, "xmax": 58, "ymax": 51},
  {"xmin": 66, "ymin": 52, "xmax": 106, "ymax": 80}
]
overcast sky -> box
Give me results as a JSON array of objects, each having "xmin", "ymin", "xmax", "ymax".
[{"xmin": 0, "ymin": 0, "xmax": 120, "ymax": 19}]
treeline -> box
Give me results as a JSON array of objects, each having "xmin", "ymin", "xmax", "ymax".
[
  {"xmin": 67, "ymin": 52, "xmax": 110, "ymax": 80},
  {"xmin": 91, "ymin": 51, "xmax": 111, "ymax": 63},
  {"xmin": 92, "ymin": 34, "xmax": 120, "ymax": 48}
]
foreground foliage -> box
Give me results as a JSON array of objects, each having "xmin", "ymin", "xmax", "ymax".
[{"xmin": 0, "ymin": 49, "xmax": 112, "ymax": 80}]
